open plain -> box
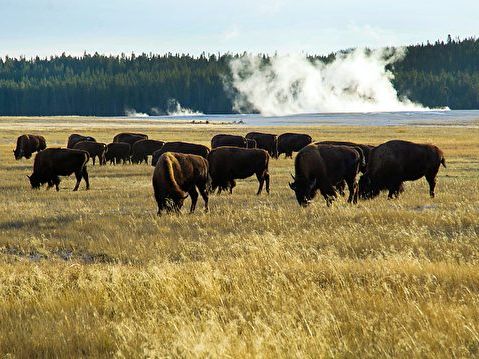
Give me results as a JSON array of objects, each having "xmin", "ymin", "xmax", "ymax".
[{"xmin": 0, "ymin": 117, "xmax": 478, "ymax": 357}]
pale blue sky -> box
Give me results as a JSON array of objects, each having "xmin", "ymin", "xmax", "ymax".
[{"xmin": 1, "ymin": 0, "xmax": 478, "ymax": 58}]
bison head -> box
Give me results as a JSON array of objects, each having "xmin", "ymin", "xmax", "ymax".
[
  {"xmin": 13, "ymin": 148, "xmax": 23, "ymax": 160},
  {"xmin": 289, "ymin": 174, "xmax": 317, "ymax": 207},
  {"xmin": 27, "ymin": 174, "xmax": 41, "ymax": 189},
  {"xmin": 358, "ymin": 173, "xmax": 380, "ymax": 199}
]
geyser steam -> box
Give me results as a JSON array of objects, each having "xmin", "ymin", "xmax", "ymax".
[{"xmin": 229, "ymin": 48, "xmax": 426, "ymax": 115}]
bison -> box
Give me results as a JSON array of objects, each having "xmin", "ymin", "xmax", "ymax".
[
  {"xmin": 246, "ymin": 138, "xmax": 257, "ymax": 148},
  {"xmin": 131, "ymin": 139, "xmax": 165, "ymax": 164},
  {"xmin": 151, "ymin": 141, "xmax": 210, "ymax": 167},
  {"xmin": 208, "ymin": 147, "xmax": 270, "ymax": 195},
  {"xmin": 13, "ymin": 134, "xmax": 46, "ymax": 160},
  {"xmin": 277, "ymin": 133, "xmax": 312, "ymax": 158},
  {"xmin": 113, "ymin": 132, "xmax": 148, "ymax": 147},
  {"xmin": 28, "ymin": 148, "xmax": 90, "ymax": 191},
  {"xmin": 211, "ymin": 134, "xmax": 247, "ymax": 149},
  {"xmin": 316, "ymin": 141, "xmax": 374, "ymax": 172},
  {"xmin": 152, "ymin": 152, "xmax": 209, "ymax": 214},
  {"xmin": 245, "ymin": 132, "xmax": 278, "ymax": 158},
  {"xmin": 359, "ymin": 140, "xmax": 446, "ymax": 200},
  {"xmin": 67, "ymin": 134, "xmax": 96, "ymax": 149},
  {"xmin": 73, "ymin": 141, "xmax": 107, "ymax": 165},
  {"xmin": 105, "ymin": 142, "xmax": 131, "ymax": 165},
  {"xmin": 289, "ymin": 144, "xmax": 362, "ymax": 206}
]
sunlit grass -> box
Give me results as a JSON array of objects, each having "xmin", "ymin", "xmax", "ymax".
[{"xmin": 0, "ymin": 117, "xmax": 478, "ymax": 356}]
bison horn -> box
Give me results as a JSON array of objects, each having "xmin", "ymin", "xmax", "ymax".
[
  {"xmin": 290, "ymin": 173, "xmax": 295, "ymax": 181},
  {"xmin": 26, "ymin": 175, "xmax": 31, "ymax": 179},
  {"xmin": 289, "ymin": 182, "xmax": 295, "ymax": 190}
]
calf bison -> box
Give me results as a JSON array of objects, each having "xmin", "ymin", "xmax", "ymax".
[
  {"xmin": 359, "ymin": 140, "xmax": 446, "ymax": 199},
  {"xmin": 67, "ymin": 134, "xmax": 96, "ymax": 149},
  {"xmin": 208, "ymin": 147, "xmax": 270, "ymax": 195},
  {"xmin": 105, "ymin": 142, "xmax": 131, "ymax": 165},
  {"xmin": 113, "ymin": 132, "xmax": 148, "ymax": 147},
  {"xmin": 289, "ymin": 144, "xmax": 362, "ymax": 206},
  {"xmin": 131, "ymin": 139, "xmax": 165, "ymax": 164},
  {"xmin": 152, "ymin": 152, "xmax": 209, "ymax": 214},
  {"xmin": 211, "ymin": 134, "xmax": 247, "ymax": 148},
  {"xmin": 151, "ymin": 141, "xmax": 210, "ymax": 166},
  {"xmin": 73, "ymin": 141, "xmax": 107, "ymax": 165},
  {"xmin": 13, "ymin": 134, "xmax": 46, "ymax": 160},
  {"xmin": 277, "ymin": 133, "xmax": 312, "ymax": 158},
  {"xmin": 28, "ymin": 148, "xmax": 90, "ymax": 191},
  {"xmin": 245, "ymin": 132, "xmax": 278, "ymax": 158}
]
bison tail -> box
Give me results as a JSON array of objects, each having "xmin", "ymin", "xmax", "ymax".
[
  {"xmin": 441, "ymin": 157, "xmax": 446, "ymax": 168},
  {"xmin": 163, "ymin": 155, "xmax": 188, "ymax": 200}
]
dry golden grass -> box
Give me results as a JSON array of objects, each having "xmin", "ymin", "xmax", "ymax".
[{"xmin": 0, "ymin": 117, "xmax": 478, "ymax": 357}]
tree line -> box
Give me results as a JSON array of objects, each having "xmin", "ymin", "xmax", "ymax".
[{"xmin": 1, "ymin": 37, "xmax": 478, "ymax": 116}]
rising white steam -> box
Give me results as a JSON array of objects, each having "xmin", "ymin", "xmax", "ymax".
[
  {"xmin": 124, "ymin": 108, "xmax": 149, "ymax": 117},
  {"xmin": 229, "ymin": 48, "xmax": 427, "ymax": 115},
  {"xmin": 165, "ymin": 99, "xmax": 203, "ymax": 116}
]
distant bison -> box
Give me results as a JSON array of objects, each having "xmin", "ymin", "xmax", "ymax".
[
  {"xmin": 113, "ymin": 132, "xmax": 148, "ymax": 147},
  {"xmin": 73, "ymin": 141, "xmax": 107, "ymax": 165},
  {"xmin": 289, "ymin": 144, "xmax": 362, "ymax": 206},
  {"xmin": 277, "ymin": 133, "xmax": 312, "ymax": 158},
  {"xmin": 13, "ymin": 134, "xmax": 46, "ymax": 160},
  {"xmin": 151, "ymin": 141, "xmax": 210, "ymax": 166},
  {"xmin": 359, "ymin": 140, "xmax": 446, "ymax": 199},
  {"xmin": 105, "ymin": 142, "xmax": 131, "ymax": 165},
  {"xmin": 28, "ymin": 148, "xmax": 90, "ymax": 191},
  {"xmin": 67, "ymin": 134, "xmax": 96, "ymax": 149},
  {"xmin": 208, "ymin": 147, "xmax": 270, "ymax": 195},
  {"xmin": 245, "ymin": 132, "xmax": 278, "ymax": 158},
  {"xmin": 211, "ymin": 134, "xmax": 247, "ymax": 148},
  {"xmin": 131, "ymin": 139, "xmax": 165, "ymax": 164},
  {"xmin": 152, "ymin": 152, "xmax": 209, "ymax": 214}
]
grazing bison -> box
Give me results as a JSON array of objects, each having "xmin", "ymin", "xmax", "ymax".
[
  {"xmin": 73, "ymin": 141, "xmax": 107, "ymax": 166},
  {"xmin": 246, "ymin": 138, "xmax": 257, "ymax": 148},
  {"xmin": 289, "ymin": 144, "xmax": 362, "ymax": 206},
  {"xmin": 208, "ymin": 147, "xmax": 270, "ymax": 195},
  {"xmin": 245, "ymin": 132, "xmax": 278, "ymax": 158},
  {"xmin": 113, "ymin": 132, "xmax": 148, "ymax": 147},
  {"xmin": 67, "ymin": 134, "xmax": 96, "ymax": 149},
  {"xmin": 131, "ymin": 139, "xmax": 165, "ymax": 164},
  {"xmin": 13, "ymin": 134, "xmax": 46, "ymax": 160},
  {"xmin": 316, "ymin": 141, "xmax": 374, "ymax": 172},
  {"xmin": 211, "ymin": 134, "xmax": 247, "ymax": 149},
  {"xmin": 28, "ymin": 148, "xmax": 90, "ymax": 191},
  {"xmin": 359, "ymin": 140, "xmax": 446, "ymax": 200},
  {"xmin": 105, "ymin": 142, "xmax": 131, "ymax": 165},
  {"xmin": 152, "ymin": 152, "xmax": 209, "ymax": 214},
  {"xmin": 151, "ymin": 141, "xmax": 210, "ymax": 167},
  {"xmin": 277, "ymin": 133, "xmax": 312, "ymax": 158}
]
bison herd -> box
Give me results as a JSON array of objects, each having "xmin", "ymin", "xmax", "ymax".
[{"xmin": 13, "ymin": 131, "xmax": 446, "ymax": 213}]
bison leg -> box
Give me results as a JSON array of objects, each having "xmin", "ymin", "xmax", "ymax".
[
  {"xmin": 256, "ymin": 173, "xmax": 265, "ymax": 195},
  {"xmin": 387, "ymin": 182, "xmax": 402, "ymax": 199},
  {"xmin": 265, "ymin": 172, "xmax": 270, "ymax": 194},
  {"xmin": 336, "ymin": 181, "xmax": 346, "ymax": 196},
  {"xmin": 426, "ymin": 168, "xmax": 439, "ymax": 198},
  {"xmin": 345, "ymin": 178, "xmax": 358, "ymax": 204},
  {"xmin": 82, "ymin": 167, "xmax": 90, "ymax": 190},
  {"xmin": 189, "ymin": 187, "xmax": 199, "ymax": 213},
  {"xmin": 92, "ymin": 156, "xmax": 96, "ymax": 166},
  {"xmin": 198, "ymin": 184, "xmax": 209, "ymax": 213}
]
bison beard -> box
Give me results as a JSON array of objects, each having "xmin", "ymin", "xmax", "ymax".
[
  {"xmin": 359, "ymin": 140, "xmax": 446, "ymax": 200},
  {"xmin": 152, "ymin": 152, "xmax": 209, "ymax": 214}
]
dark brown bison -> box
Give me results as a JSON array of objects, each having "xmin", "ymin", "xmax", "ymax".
[
  {"xmin": 73, "ymin": 141, "xmax": 107, "ymax": 165},
  {"xmin": 211, "ymin": 134, "xmax": 247, "ymax": 148},
  {"xmin": 359, "ymin": 140, "xmax": 446, "ymax": 199},
  {"xmin": 13, "ymin": 134, "xmax": 46, "ymax": 160},
  {"xmin": 151, "ymin": 141, "xmax": 210, "ymax": 166},
  {"xmin": 245, "ymin": 132, "xmax": 278, "ymax": 158},
  {"xmin": 131, "ymin": 139, "xmax": 165, "ymax": 164},
  {"xmin": 316, "ymin": 141, "xmax": 374, "ymax": 172},
  {"xmin": 152, "ymin": 152, "xmax": 209, "ymax": 214},
  {"xmin": 28, "ymin": 148, "xmax": 90, "ymax": 191},
  {"xmin": 67, "ymin": 134, "xmax": 96, "ymax": 149},
  {"xmin": 105, "ymin": 142, "xmax": 131, "ymax": 165},
  {"xmin": 246, "ymin": 138, "xmax": 257, "ymax": 148},
  {"xmin": 289, "ymin": 144, "xmax": 362, "ymax": 206},
  {"xmin": 277, "ymin": 133, "xmax": 312, "ymax": 158},
  {"xmin": 208, "ymin": 147, "xmax": 270, "ymax": 195},
  {"xmin": 113, "ymin": 132, "xmax": 148, "ymax": 147}
]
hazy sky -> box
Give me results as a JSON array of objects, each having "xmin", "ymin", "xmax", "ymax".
[{"xmin": 1, "ymin": 0, "xmax": 478, "ymax": 58}]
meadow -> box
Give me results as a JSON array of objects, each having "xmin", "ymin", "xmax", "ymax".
[{"xmin": 0, "ymin": 116, "xmax": 478, "ymax": 357}]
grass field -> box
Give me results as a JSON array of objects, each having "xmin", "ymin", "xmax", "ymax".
[{"xmin": 0, "ymin": 116, "xmax": 478, "ymax": 357}]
